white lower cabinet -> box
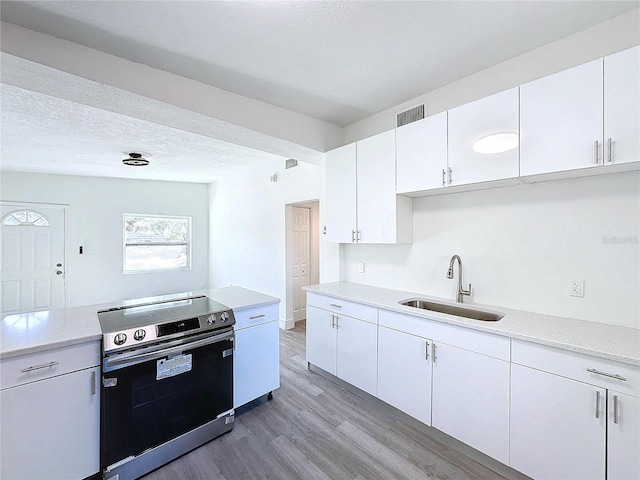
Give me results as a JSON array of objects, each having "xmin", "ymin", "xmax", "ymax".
[
  {"xmin": 608, "ymin": 390, "xmax": 640, "ymax": 480},
  {"xmin": 431, "ymin": 342, "xmax": 510, "ymax": 465},
  {"xmin": 511, "ymin": 339, "xmax": 640, "ymax": 480},
  {"xmin": 0, "ymin": 342, "xmax": 100, "ymax": 480},
  {"xmin": 510, "ymin": 363, "xmax": 606, "ymax": 479},
  {"xmin": 233, "ymin": 303, "xmax": 280, "ymax": 408},
  {"xmin": 306, "ymin": 294, "xmax": 378, "ymax": 396},
  {"xmin": 377, "ymin": 326, "xmax": 432, "ymax": 426}
]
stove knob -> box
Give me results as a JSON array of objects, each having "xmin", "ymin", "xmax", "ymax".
[
  {"xmin": 207, "ymin": 314, "xmax": 216, "ymax": 326},
  {"xmin": 221, "ymin": 312, "xmax": 228, "ymax": 323},
  {"xmin": 134, "ymin": 329, "xmax": 146, "ymax": 341},
  {"xmin": 114, "ymin": 333, "xmax": 127, "ymax": 345}
]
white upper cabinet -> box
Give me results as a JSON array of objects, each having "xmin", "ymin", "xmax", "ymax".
[
  {"xmin": 325, "ymin": 131, "xmax": 412, "ymax": 244},
  {"xmin": 448, "ymin": 88, "xmax": 520, "ymax": 184},
  {"xmin": 396, "ymin": 112, "xmax": 448, "ymax": 194},
  {"xmin": 520, "ymin": 59, "xmax": 604, "ymax": 176},
  {"xmin": 325, "ymin": 143, "xmax": 357, "ymax": 243},
  {"xmin": 356, "ymin": 130, "xmax": 412, "ymax": 244},
  {"xmin": 604, "ymin": 45, "xmax": 640, "ymax": 166}
]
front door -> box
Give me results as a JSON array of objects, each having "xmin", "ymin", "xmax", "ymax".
[
  {"xmin": 1, "ymin": 205, "xmax": 66, "ymax": 317},
  {"xmin": 292, "ymin": 206, "xmax": 310, "ymax": 322}
]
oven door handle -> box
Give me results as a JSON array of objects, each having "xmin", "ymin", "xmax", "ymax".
[{"xmin": 104, "ymin": 329, "xmax": 234, "ymax": 371}]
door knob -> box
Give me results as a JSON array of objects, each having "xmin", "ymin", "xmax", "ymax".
[
  {"xmin": 56, "ymin": 263, "xmax": 62, "ymax": 267},
  {"xmin": 56, "ymin": 270, "xmax": 63, "ymax": 275}
]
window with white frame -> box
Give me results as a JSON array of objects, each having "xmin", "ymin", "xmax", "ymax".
[{"xmin": 123, "ymin": 214, "xmax": 191, "ymax": 274}]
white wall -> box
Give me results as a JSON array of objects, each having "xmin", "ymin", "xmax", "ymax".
[
  {"xmin": 0, "ymin": 172, "xmax": 209, "ymax": 306},
  {"xmin": 209, "ymin": 158, "xmax": 335, "ymax": 326},
  {"xmin": 343, "ymin": 10, "xmax": 639, "ymax": 143},
  {"xmin": 341, "ymin": 172, "xmax": 640, "ymax": 328}
]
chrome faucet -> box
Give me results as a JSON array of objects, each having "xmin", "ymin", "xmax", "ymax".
[{"xmin": 447, "ymin": 255, "xmax": 471, "ymax": 303}]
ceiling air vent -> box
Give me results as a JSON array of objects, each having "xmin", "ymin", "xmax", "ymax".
[{"xmin": 396, "ymin": 104, "xmax": 425, "ymax": 127}]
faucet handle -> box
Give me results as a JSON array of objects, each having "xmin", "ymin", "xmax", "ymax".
[{"xmin": 461, "ymin": 283, "xmax": 472, "ymax": 296}]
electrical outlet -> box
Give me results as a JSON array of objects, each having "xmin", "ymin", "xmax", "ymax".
[
  {"xmin": 358, "ymin": 262, "xmax": 365, "ymax": 273},
  {"xmin": 570, "ymin": 280, "xmax": 584, "ymax": 298}
]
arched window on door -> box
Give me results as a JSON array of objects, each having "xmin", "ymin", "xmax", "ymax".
[{"xmin": 2, "ymin": 210, "xmax": 50, "ymax": 227}]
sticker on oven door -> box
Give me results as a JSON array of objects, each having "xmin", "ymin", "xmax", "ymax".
[{"xmin": 157, "ymin": 354, "xmax": 192, "ymax": 380}]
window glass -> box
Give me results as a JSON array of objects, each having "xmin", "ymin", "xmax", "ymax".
[
  {"xmin": 1, "ymin": 210, "xmax": 50, "ymax": 227},
  {"xmin": 123, "ymin": 214, "xmax": 191, "ymax": 273}
]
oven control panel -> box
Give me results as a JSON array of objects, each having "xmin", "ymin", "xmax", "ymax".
[{"xmin": 102, "ymin": 309, "xmax": 236, "ymax": 354}]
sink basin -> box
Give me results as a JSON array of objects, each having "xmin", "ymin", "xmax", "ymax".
[{"xmin": 399, "ymin": 298, "xmax": 504, "ymax": 321}]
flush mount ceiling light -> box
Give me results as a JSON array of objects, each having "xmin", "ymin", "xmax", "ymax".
[
  {"xmin": 472, "ymin": 133, "xmax": 519, "ymax": 154},
  {"xmin": 122, "ymin": 152, "xmax": 149, "ymax": 166}
]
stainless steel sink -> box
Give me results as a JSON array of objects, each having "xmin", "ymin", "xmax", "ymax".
[{"xmin": 399, "ymin": 298, "xmax": 504, "ymax": 321}]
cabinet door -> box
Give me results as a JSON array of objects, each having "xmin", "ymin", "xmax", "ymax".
[
  {"xmin": 325, "ymin": 143, "xmax": 357, "ymax": 243},
  {"xmin": 604, "ymin": 46, "xmax": 640, "ymax": 166},
  {"xmin": 431, "ymin": 342, "xmax": 509, "ymax": 464},
  {"xmin": 510, "ymin": 364, "xmax": 606, "ymax": 480},
  {"xmin": 356, "ymin": 130, "xmax": 397, "ymax": 243},
  {"xmin": 378, "ymin": 326, "xmax": 432, "ymax": 425},
  {"xmin": 520, "ymin": 59, "xmax": 604, "ymax": 176},
  {"xmin": 0, "ymin": 366, "xmax": 100, "ymax": 480},
  {"xmin": 396, "ymin": 112, "xmax": 447, "ymax": 193},
  {"xmin": 608, "ymin": 390, "xmax": 640, "ymax": 480},
  {"xmin": 448, "ymin": 88, "xmax": 519, "ymax": 184},
  {"xmin": 306, "ymin": 305, "xmax": 337, "ymax": 375},
  {"xmin": 234, "ymin": 320, "xmax": 280, "ymax": 408},
  {"xmin": 336, "ymin": 314, "xmax": 377, "ymax": 396}
]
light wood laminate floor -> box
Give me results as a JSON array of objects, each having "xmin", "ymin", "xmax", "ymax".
[{"xmin": 142, "ymin": 321, "xmax": 512, "ymax": 480}]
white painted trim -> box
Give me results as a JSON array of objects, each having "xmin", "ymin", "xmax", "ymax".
[{"xmin": 280, "ymin": 317, "xmax": 296, "ymax": 330}]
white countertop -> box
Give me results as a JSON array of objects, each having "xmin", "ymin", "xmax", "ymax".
[
  {"xmin": 305, "ymin": 282, "xmax": 640, "ymax": 366},
  {"xmin": 0, "ymin": 286, "xmax": 279, "ymax": 359}
]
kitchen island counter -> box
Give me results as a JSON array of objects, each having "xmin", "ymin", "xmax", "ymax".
[{"xmin": 0, "ymin": 286, "xmax": 279, "ymax": 359}]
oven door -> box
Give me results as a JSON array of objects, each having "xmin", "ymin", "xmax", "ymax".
[{"xmin": 101, "ymin": 328, "xmax": 234, "ymax": 470}]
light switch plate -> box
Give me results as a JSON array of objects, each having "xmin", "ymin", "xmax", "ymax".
[{"xmin": 358, "ymin": 262, "xmax": 365, "ymax": 273}]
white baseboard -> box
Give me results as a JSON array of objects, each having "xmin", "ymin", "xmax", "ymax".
[{"xmin": 280, "ymin": 317, "xmax": 295, "ymax": 330}]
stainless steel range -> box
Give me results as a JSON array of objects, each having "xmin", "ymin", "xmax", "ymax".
[{"xmin": 98, "ymin": 295, "xmax": 236, "ymax": 480}]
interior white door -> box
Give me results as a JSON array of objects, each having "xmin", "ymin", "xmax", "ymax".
[
  {"xmin": 292, "ymin": 206, "xmax": 310, "ymax": 322},
  {"xmin": 1, "ymin": 205, "xmax": 65, "ymax": 317}
]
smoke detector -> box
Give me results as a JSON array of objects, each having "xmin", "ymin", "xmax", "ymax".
[{"xmin": 122, "ymin": 152, "xmax": 149, "ymax": 166}]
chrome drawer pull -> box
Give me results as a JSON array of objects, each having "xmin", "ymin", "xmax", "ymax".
[
  {"xmin": 613, "ymin": 395, "xmax": 619, "ymax": 425},
  {"xmin": 21, "ymin": 361, "xmax": 59, "ymax": 373},
  {"xmin": 595, "ymin": 390, "xmax": 601, "ymax": 418},
  {"xmin": 587, "ymin": 368, "xmax": 627, "ymax": 382},
  {"xmin": 91, "ymin": 371, "xmax": 97, "ymax": 395},
  {"xmin": 249, "ymin": 314, "xmax": 265, "ymax": 320},
  {"xmin": 593, "ymin": 140, "xmax": 600, "ymax": 164},
  {"xmin": 330, "ymin": 304, "xmax": 342, "ymax": 309}
]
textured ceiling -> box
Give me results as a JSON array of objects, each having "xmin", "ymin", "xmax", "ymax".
[
  {"xmin": 0, "ymin": 1, "xmax": 638, "ymax": 183},
  {"xmin": 0, "ymin": 84, "xmax": 286, "ymax": 183},
  {"xmin": 2, "ymin": 1, "xmax": 637, "ymax": 126}
]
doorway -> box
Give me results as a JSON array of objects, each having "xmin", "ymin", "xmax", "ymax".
[
  {"xmin": 285, "ymin": 200, "xmax": 319, "ymax": 329},
  {"xmin": 1, "ymin": 203, "xmax": 66, "ymax": 317}
]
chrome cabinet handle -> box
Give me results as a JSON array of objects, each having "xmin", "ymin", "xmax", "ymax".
[
  {"xmin": 330, "ymin": 304, "xmax": 342, "ymax": 309},
  {"xmin": 91, "ymin": 371, "xmax": 97, "ymax": 395},
  {"xmin": 249, "ymin": 314, "xmax": 265, "ymax": 320},
  {"xmin": 432, "ymin": 343, "xmax": 437, "ymax": 364},
  {"xmin": 331, "ymin": 314, "xmax": 336, "ymax": 328},
  {"xmin": 441, "ymin": 169, "xmax": 446, "ymax": 186},
  {"xmin": 21, "ymin": 361, "xmax": 59, "ymax": 373},
  {"xmin": 448, "ymin": 167, "xmax": 453, "ymax": 185},
  {"xmin": 352, "ymin": 230, "xmax": 356, "ymax": 243},
  {"xmin": 356, "ymin": 230, "xmax": 361, "ymax": 242},
  {"xmin": 425, "ymin": 341, "xmax": 430, "ymax": 361},
  {"xmin": 607, "ymin": 138, "xmax": 612, "ymax": 163},
  {"xmin": 587, "ymin": 368, "xmax": 627, "ymax": 382},
  {"xmin": 595, "ymin": 390, "xmax": 601, "ymax": 419},
  {"xmin": 594, "ymin": 140, "xmax": 600, "ymax": 164},
  {"xmin": 335, "ymin": 315, "xmax": 339, "ymax": 329},
  {"xmin": 613, "ymin": 394, "xmax": 619, "ymax": 424}
]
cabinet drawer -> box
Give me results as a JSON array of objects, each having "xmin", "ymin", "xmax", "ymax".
[
  {"xmin": 307, "ymin": 293, "xmax": 377, "ymax": 324},
  {"xmin": 379, "ymin": 309, "xmax": 510, "ymax": 361},
  {"xmin": 234, "ymin": 303, "xmax": 279, "ymax": 330},
  {"xmin": 0, "ymin": 341, "xmax": 100, "ymax": 390},
  {"xmin": 512, "ymin": 340, "xmax": 640, "ymax": 397}
]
